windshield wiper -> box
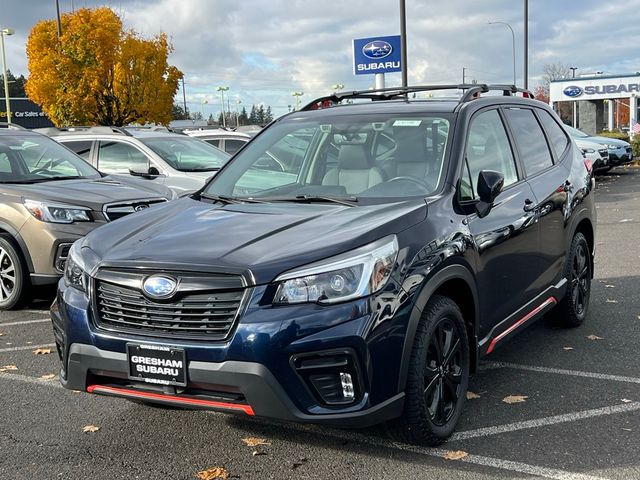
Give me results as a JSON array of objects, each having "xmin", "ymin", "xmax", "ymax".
[
  {"xmin": 180, "ymin": 167, "xmax": 221, "ymax": 172},
  {"xmin": 268, "ymin": 195, "xmax": 358, "ymax": 207},
  {"xmin": 1, "ymin": 176, "xmax": 87, "ymax": 184},
  {"xmin": 200, "ymin": 193, "xmax": 266, "ymax": 204}
]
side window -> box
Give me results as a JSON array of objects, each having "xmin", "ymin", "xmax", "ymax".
[
  {"xmin": 205, "ymin": 139, "xmax": 221, "ymax": 148},
  {"xmin": 97, "ymin": 141, "xmax": 149, "ymax": 174},
  {"xmin": 537, "ymin": 110, "xmax": 569, "ymax": 159},
  {"xmin": 62, "ymin": 140, "xmax": 93, "ymax": 161},
  {"xmin": 465, "ymin": 109, "xmax": 518, "ymax": 197},
  {"xmin": 0, "ymin": 152, "xmax": 11, "ymax": 173},
  {"xmin": 504, "ymin": 108, "xmax": 554, "ymax": 176},
  {"xmin": 225, "ymin": 139, "xmax": 246, "ymax": 155}
]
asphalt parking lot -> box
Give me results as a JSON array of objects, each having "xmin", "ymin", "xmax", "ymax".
[{"xmin": 1, "ymin": 166, "xmax": 639, "ymax": 480}]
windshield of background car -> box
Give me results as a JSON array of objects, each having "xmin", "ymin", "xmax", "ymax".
[
  {"xmin": 0, "ymin": 135, "xmax": 101, "ymax": 183},
  {"xmin": 565, "ymin": 125, "xmax": 589, "ymax": 138},
  {"xmin": 140, "ymin": 136, "xmax": 231, "ymax": 172},
  {"xmin": 204, "ymin": 113, "xmax": 453, "ymax": 202}
]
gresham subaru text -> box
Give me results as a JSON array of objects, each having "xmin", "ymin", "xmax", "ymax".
[{"xmin": 51, "ymin": 84, "xmax": 596, "ymax": 445}]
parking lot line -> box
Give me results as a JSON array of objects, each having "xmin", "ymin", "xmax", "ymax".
[
  {"xmin": 0, "ymin": 318, "xmax": 50, "ymax": 327},
  {"xmin": 484, "ymin": 361, "xmax": 640, "ymax": 384},
  {"xmin": 451, "ymin": 402, "xmax": 640, "ymax": 441},
  {"xmin": 0, "ymin": 371, "xmax": 61, "ymax": 388},
  {"xmin": 0, "ymin": 343, "xmax": 55, "ymax": 353}
]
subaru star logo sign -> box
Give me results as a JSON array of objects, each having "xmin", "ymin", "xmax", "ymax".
[
  {"xmin": 143, "ymin": 275, "xmax": 178, "ymax": 299},
  {"xmin": 362, "ymin": 40, "xmax": 392, "ymax": 59},
  {"xmin": 353, "ymin": 35, "xmax": 402, "ymax": 76},
  {"xmin": 563, "ymin": 85, "xmax": 583, "ymax": 98}
]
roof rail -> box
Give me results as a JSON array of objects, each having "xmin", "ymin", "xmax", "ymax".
[
  {"xmin": 301, "ymin": 84, "xmax": 535, "ymax": 111},
  {"xmin": 0, "ymin": 122, "xmax": 27, "ymax": 130},
  {"xmin": 34, "ymin": 126, "xmax": 133, "ymax": 137}
]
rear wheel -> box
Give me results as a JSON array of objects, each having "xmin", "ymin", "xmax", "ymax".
[
  {"xmin": 0, "ymin": 236, "xmax": 29, "ymax": 310},
  {"xmin": 549, "ymin": 232, "xmax": 591, "ymax": 327},
  {"xmin": 387, "ymin": 295, "xmax": 469, "ymax": 445}
]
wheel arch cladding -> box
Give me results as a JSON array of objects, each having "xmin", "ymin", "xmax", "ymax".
[
  {"xmin": 0, "ymin": 223, "xmax": 33, "ymax": 273},
  {"xmin": 397, "ymin": 264, "xmax": 479, "ymax": 392}
]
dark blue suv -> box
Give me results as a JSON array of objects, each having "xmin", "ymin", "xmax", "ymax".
[{"xmin": 51, "ymin": 85, "xmax": 596, "ymax": 445}]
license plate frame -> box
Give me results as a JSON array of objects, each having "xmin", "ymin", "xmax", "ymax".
[{"xmin": 127, "ymin": 343, "xmax": 187, "ymax": 387}]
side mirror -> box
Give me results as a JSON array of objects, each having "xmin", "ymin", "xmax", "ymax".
[
  {"xmin": 129, "ymin": 166, "xmax": 160, "ymax": 178},
  {"xmin": 476, "ymin": 170, "xmax": 504, "ymax": 218}
]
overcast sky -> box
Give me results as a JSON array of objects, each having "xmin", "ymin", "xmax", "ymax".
[{"xmin": 3, "ymin": 0, "xmax": 640, "ymax": 117}]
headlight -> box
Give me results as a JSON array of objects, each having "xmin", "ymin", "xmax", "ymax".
[
  {"xmin": 64, "ymin": 243, "xmax": 87, "ymax": 292},
  {"xmin": 581, "ymin": 148, "xmax": 595, "ymax": 154},
  {"xmin": 607, "ymin": 144, "xmax": 618, "ymax": 150},
  {"xmin": 24, "ymin": 199, "xmax": 91, "ymax": 223},
  {"xmin": 274, "ymin": 235, "xmax": 398, "ymax": 305}
]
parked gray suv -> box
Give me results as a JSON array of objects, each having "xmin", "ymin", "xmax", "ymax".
[
  {"xmin": 42, "ymin": 127, "xmax": 231, "ymax": 195},
  {"xmin": 0, "ymin": 127, "xmax": 173, "ymax": 309}
]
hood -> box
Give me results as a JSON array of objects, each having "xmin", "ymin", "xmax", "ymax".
[
  {"xmin": 574, "ymin": 138, "xmax": 607, "ymax": 150},
  {"xmin": 588, "ymin": 136, "xmax": 630, "ymax": 148},
  {"xmin": 11, "ymin": 175, "xmax": 172, "ymax": 211},
  {"xmin": 82, "ymin": 197, "xmax": 428, "ymax": 284}
]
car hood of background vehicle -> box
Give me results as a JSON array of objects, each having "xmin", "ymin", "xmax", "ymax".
[
  {"xmin": 12, "ymin": 175, "xmax": 171, "ymax": 211},
  {"xmin": 82, "ymin": 197, "xmax": 428, "ymax": 284},
  {"xmin": 588, "ymin": 136, "xmax": 630, "ymax": 148}
]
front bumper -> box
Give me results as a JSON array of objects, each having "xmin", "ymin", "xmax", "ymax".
[
  {"xmin": 51, "ymin": 279, "xmax": 409, "ymax": 428},
  {"xmin": 608, "ymin": 148, "xmax": 634, "ymax": 166}
]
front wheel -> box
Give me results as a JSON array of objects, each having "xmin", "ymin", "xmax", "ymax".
[
  {"xmin": 549, "ymin": 232, "xmax": 591, "ymax": 327},
  {"xmin": 0, "ymin": 236, "xmax": 29, "ymax": 310},
  {"xmin": 387, "ymin": 295, "xmax": 470, "ymax": 445}
]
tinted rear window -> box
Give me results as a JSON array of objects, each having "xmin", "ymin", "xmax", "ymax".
[{"xmin": 504, "ymin": 108, "xmax": 554, "ymax": 176}]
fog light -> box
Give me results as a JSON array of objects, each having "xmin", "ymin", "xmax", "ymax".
[{"xmin": 340, "ymin": 372, "xmax": 355, "ymax": 400}]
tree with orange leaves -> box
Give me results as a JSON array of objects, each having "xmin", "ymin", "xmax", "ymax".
[{"xmin": 25, "ymin": 7, "xmax": 182, "ymax": 126}]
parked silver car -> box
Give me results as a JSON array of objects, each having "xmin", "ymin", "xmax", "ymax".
[
  {"xmin": 566, "ymin": 126, "xmax": 633, "ymax": 170},
  {"xmin": 41, "ymin": 126, "xmax": 231, "ymax": 194},
  {"xmin": 184, "ymin": 128, "xmax": 251, "ymax": 155}
]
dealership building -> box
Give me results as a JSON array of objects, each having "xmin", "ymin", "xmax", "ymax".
[{"xmin": 549, "ymin": 73, "xmax": 640, "ymax": 135}]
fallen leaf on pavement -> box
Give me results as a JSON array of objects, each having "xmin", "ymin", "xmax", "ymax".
[
  {"xmin": 563, "ymin": 346, "xmax": 574, "ymax": 351},
  {"xmin": 242, "ymin": 437, "xmax": 271, "ymax": 447},
  {"xmin": 503, "ymin": 395, "xmax": 528, "ymax": 404},
  {"xmin": 82, "ymin": 425, "xmax": 100, "ymax": 433},
  {"xmin": 0, "ymin": 331, "xmax": 4, "ymax": 336},
  {"xmin": 622, "ymin": 428, "xmax": 632, "ymax": 432},
  {"xmin": 40, "ymin": 374, "xmax": 56, "ymax": 380},
  {"xmin": 586, "ymin": 334, "xmax": 603, "ymax": 341},
  {"xmin": 443, "ymin": 450, "xmax": 468, "ymax": 461},
  {"xmin": 195, "ymin": 467, "xmax": 229, "ymax": 480},
  {"xmin": 621, "ymin": 399, "xmax": 632, "ymax": 403},
  {"xmin": 33, "ymin": 348, "xmax": 51, "ymax": 355},
  {"xmin": 0, "ymin": 365, "xmax": 18, "ymax": 372},
  {"xmin": 252, "ymin": 450, "xmax": 267, "ymax": 456},
  {"xmin": 466, "ymin": 391, "xmax": 481, "ymax": 400},
  {"xmin": 605, "ymin": 299, "xmax": 618, "ymax": 303},
  {"xmin": 605, "ymin": 285, "xmax": 615, "ymax": 288}
]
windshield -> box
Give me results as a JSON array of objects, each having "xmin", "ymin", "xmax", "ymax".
[
  {"xmin": 204, "ymin": 113, "xmax": 452, "ymax": 202},
  {"xmin": 140, "ymin": 136, "xmax": 231, "ymax": 172},
  {"xmin": 0, "ymin": 134, "xmax": 100, "ymax": 183},
  {"xmin": 565, "ymin": 125, "xmax": 589, "ymax": 138}
]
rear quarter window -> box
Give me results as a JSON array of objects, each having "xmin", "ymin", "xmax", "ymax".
[
  {"xmin": 504, "ymin": 108, "xmax": 554, "ymax": 177},
  {"xmin": 537, "ymin": 110, "xmax": 570, "ymax": 160}
]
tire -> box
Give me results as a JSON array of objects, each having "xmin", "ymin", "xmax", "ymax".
[
  {"xmin": 0, "ymin": 236, "xmax": 29, "ymax": 310},
  {"xmin": 387, "ymin": 295, "xmax": 470, "ymax": 445},
  {"xmin": 549, "ymin": 232, "xmax": 591, "ymax": 327}
]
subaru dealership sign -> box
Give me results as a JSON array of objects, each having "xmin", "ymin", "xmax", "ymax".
[
  {"xmin": 353, "ymin": 35, "xmax": 402, "ymax": 75},
  {"xmin": 550, "ymin": 74, "xmax": 640, "ymax": 102}
]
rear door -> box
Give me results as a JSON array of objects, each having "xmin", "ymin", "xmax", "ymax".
[
  {"xmin": 58, "ymin": 139, "xmax": 95, "ymax": 165},
  {"xmin": 461, "ymin": 108, "xmax": 541, "ymax": 339},
  {"xmin": 503, "ymin": 106, "xmax": 571, "ymax": 292}
]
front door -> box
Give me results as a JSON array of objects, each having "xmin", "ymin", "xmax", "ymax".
[{"xmin": 461, "ymin": 108, "xmax": 541, "ymax": 339}]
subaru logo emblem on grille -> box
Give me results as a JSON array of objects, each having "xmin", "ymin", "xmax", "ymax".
[
  {"xmin": 142, "ymin": 275, "xmax": 178, "ymax": 299},
  {"xmin": 362, "ymin": 40, "xmax": 393, "ymax": 59},
  {"xmin": 134, "ymin": 204, "xmax": 149, "ymax": 212}
]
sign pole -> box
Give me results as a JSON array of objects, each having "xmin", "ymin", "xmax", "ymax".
[
  {"xmin": 375, "ymin": 73, "xmax": 385, "ymax": 90},
  {"xmin": 400, "ymin": 0, "xmax": 408, "ymax": 88},
  {"xmin": 0, "ymin": 32, "xmax": 11, "ymax": 124}
]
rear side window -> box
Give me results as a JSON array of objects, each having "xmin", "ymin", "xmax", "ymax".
[
  {"xmin": 225, "ymin": 139, "xmax": 246, "ymax": 155},
  {"xmin": 98, "ymin": 141, "xmax": 149, "ymax": 174},
  {"xmin": 205, "ymin": 139, "xmax": 220, "ymax": 148},
  {"xmin": 537, "ymin": 110, "xmax": 570, "ymax": 159},
  {"xmin": 504, "ymin": 108, "xmax": 554, "ymax": 176},
  {"xmin": 61, "ymin": 140, "xmax": 93, "ymax": 160}
]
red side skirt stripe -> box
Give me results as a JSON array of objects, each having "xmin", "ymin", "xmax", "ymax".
[
  {"xmin": 87, "ymin": 384, "xmax": 255, "ymax": 416},
  {"xmin": 486, "ymin": 296, "xmax": 557, "ymax": 354}
]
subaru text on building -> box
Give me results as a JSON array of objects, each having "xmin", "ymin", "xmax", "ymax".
[
  {"xmin": 51, "ymin": 85, "xmax": 596, "ymax": 445},
  {"xmin": 0, "ymin": 125, "xmax": 173, "ymax": 309}
]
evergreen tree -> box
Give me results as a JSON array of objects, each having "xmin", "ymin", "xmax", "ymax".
[
  {"xmin": 249, "ymin": 105, "xmax": 258, "ymax": 125},
  {"xmin": 171, "ymin": 103, "xmax": 188, "ymax": 120},
  {"xmin": 265, "ymin": 106, "xmax": 273, "ymax": 123},
  {"xmin": 239, "ymin": 106, "xmax": 248, "ymax": 125},
  {"xmin": 0, "ymin": 70, "xmax": 27, "ymax": 97}
]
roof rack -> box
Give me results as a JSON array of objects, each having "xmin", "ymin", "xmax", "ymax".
[
  {"xmin": 301, "ymin": 84, "xmax": 535, "ymax": 111},
  {"xmin": 0, "ymin": 122, "xmax": 27, "ymax": 130},
  {"xmin": 33, "ymin": 126, "xmax": 133, "ymax": 137}
]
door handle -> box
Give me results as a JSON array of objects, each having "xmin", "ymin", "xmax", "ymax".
[{"xmin": 523, "ymin": 198, "xmax": 536, "ymax": 212}]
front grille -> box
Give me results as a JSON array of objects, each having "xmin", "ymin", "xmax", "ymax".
[
  {"xmin": 94, "ymin": 278, "xmax": 246, "ymax": 340},
  {"xmin": 103, "ymin": 198, "xmax": 168, "ymax": 222},
  {"xmin": 598, "ymin": 148, "xmax": 608, "ymax": 158}
]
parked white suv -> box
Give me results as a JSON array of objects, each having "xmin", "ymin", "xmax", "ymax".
[
  {"xmin": 41, "ymin": 126, "xmax": 231, "ymax": 194},
  {"xmin": 184, "ymin": 128, "xmax": 251, "ymax": 155}
]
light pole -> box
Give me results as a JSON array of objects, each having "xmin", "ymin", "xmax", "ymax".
[
  {"xmin": 235, "ymin": 99, "xmax": 241, "ymax": 127},
  {"xmin": 216, "ymin": 86, "xmax": 229, "ymax": 127},
  {"xmin": 399, "ymin": 0, "xmax": 408, "ymax": 88},
  {"xmin": 488, "ymin": 21, "xmax": 516, "ymax": 86},
  {"xmin": 570, "ymin": 67, "xmax": 578, "ymax": 127},
  {"xmin": 0, "ymin": 28, "xmax": 14, "ymax": 124},
  {"xmin": 524, "ymin": 0, "xmax": 529, "ymax": 89},
  {"xmin": 200, "ymin": 99, "xmax": 208, "ymax": 119},
  {"xmin": 291, "ymin": 91, "xmax": 304, "ymax": 111}
]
